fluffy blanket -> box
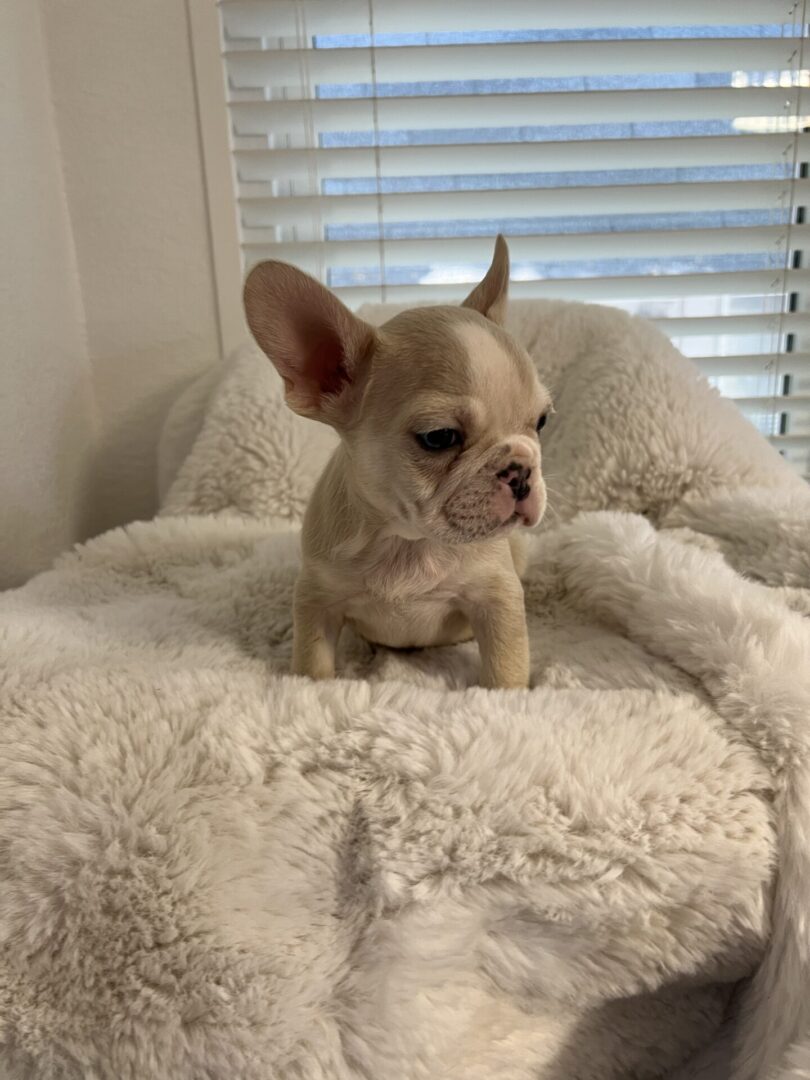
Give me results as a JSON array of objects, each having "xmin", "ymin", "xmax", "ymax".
[{"xmin": 2, "ymin": 299, "xmax": 809, "ymax": 1080}]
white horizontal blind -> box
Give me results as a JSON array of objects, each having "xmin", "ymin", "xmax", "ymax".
[{"xmin": 218, "ymin": 0, "xmax": 810, "ymax": 477}]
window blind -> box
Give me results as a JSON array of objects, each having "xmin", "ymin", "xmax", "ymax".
[{"xmin": 217, "ymin": 0, "xmax": 810, "ymax": 477}]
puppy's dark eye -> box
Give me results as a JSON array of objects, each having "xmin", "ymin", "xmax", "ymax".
[
  {"xmin": 416, "ymin": 428, "xmax": 462, "ymax": 451},
  {"xmin": 536, "ymin": 413, "xmax": 548, "ymax": 432}
]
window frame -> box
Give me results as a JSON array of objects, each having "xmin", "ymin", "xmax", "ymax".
[{"xmin": 188, "ymin": 0, "xmax": 247, "ymax": 354}]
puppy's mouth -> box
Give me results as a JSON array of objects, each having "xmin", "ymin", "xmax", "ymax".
[
  {"xmin": 436, "ymin": 473, "xmax": 546, "ymax": 543},
  {"xmin": 493, "ymin": 476, "xmax": 543, "ymax": 529},
  {"xmin": 438, "ymin": 508, "xmax": 522, "ymax": 544},
  {"xmin": 497, "ymin": 510, "xmax": 535, "ymax": 536}
]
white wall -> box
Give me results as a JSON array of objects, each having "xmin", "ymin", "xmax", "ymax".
[
  {"xmin": 0, "ymin": 0, "xmax": 95, "ymax": 588},
  {"xmin": 0, "ymin": 1, "xmax": 223, "ymax": 588},
  {"xmin": 41, "ymin": 0, "xmax": 222, "ymax": 532}
]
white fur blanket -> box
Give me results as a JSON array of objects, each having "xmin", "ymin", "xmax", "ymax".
[{"xmin": 2, "ymin": 300, "xmax": 809, "ymax": 1080}]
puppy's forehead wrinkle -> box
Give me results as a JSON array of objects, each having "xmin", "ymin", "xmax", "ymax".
[
  {"xmin": 361, "ymin": 305, "xmax": 548, "ymax": 430},
  {"xmin": 370, "ymin": 308, "xmax": 474, "ymax": 395},
  {"xmin": 381, "ymin": 303, "xmax": 485, "ymax": 336},
  {"xmin": 452, "ymin": 321, "xmax": 541, "ymax": 415}
]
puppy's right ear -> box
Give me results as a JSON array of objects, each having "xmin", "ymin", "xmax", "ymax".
[{"xmin": 244, "ymin": 260, "xmax": 376, "ymax": 426}]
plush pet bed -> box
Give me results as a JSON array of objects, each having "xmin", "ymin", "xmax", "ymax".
[{"xmin": 1, "ymin": 299, "xmax": 809, "ymax": 1080}]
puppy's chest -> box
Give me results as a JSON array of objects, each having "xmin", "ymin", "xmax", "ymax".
[
  {"xmin": 344, "ymin": 591, "xmax": 471, "ymax": 649},
  {"xmin": 338, "ymin": 544, "xmax": 472, "ymax": 649}
]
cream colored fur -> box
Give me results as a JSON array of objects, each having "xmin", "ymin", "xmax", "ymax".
[
  {"xmin": 243, "ymin": 239, "xmax": 549, "ymax": 688},
  {"xmin": 1, "ymin": 297, "xmax": 809, "ymax": 1079}
]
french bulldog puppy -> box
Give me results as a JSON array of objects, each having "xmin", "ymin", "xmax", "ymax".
[{"xmin": 244, "ymin": 235, "xmax": 550, "ymax": 688}]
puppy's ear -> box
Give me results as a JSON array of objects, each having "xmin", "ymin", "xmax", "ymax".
[
  {"xmin": 461, "ymin": 234, "xmax": 509, "ymax": 326},
  {"xmin": 244, "ymin": 260, "xmax": 376, "ymax": 425}
]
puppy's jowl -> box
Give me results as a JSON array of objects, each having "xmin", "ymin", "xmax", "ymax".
[{"xmin": 244, "ymin": 236, "xmax": 551, "ymax": 688}]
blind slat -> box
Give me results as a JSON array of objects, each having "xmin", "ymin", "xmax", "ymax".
[
  {"xmin": 652, "ymin": 312, "xmax": 808, "ymax": 335},
  {"xmin": 331, "ymin": 270, "xmax": 808, "ymax": 307},
  {"xmin": 235, "ymin": 134, "xmax": 809, "ymax": 185},
  {"xmin": 695, "ymin": 353, "xmax": 810, "ymax": 376},
  {"xmin": 221, "ymin": 1, "xmax": 799, "ymax": 39},
  {"xmin": 226, "ymin": 39, "xmax": 801, "ymax": 88},
  {"xmin": 770, "ymin": 433, "xmax": 810, "ymax": 446},
  {"xmin": 238, "ymin": 179, "xmax": 810, "ymax": 229},
  {"xmin": 230, "ymin": 87, "xmax": 805, "ymax": 137},
  {"xmin": 242, "ymin": 225, "xmax": 809, "ymax": 269},
  {"xmin": 735, "ymin": 394, "xmax": 810, "ymax": 410}
]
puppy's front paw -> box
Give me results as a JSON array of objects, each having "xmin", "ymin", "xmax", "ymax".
[
  {"xmin": 292, "ymin": 583, "xmax": 343, "ymax": 680},
  {"xmin": 480, "ymin": 638, "xmax": 530, "ymax": 689},
  {"xmin": 468, "ymin": 575, "xmax": 531, "ymax": 690},
  {"xmin": 482, "ymin": 666, "xmax": 530, "ymax": 690},
  {"xmin": 291, "ymin": 637, "xmax": 337, "ymax": 679},
  {"xmin": 291, "ymin": 656, "xmax": 335, "ymax": 680}
]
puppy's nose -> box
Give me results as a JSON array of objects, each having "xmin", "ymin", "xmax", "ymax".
[{"xmin": 497, "ymin": 462, "xmax": 532, "ymax": 502}]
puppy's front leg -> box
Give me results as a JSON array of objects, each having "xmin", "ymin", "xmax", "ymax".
[
  {"xmin": 292, "ymin": 577, "xmax": 343, "ymax": 679},
  {"xmin": 464, "ymin": 572, "xmax": 530, "ymax": 690}
]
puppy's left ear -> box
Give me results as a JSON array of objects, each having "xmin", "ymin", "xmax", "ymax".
[
  {"xmin": 244, "ymin": 260, "xmax": 377, "ymax": 427},
  {"xmin": 461, "ymin": 234, "xmax": 509, "ymax": 326}
]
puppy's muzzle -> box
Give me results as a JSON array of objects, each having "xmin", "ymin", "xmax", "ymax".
[
  {"xmin": 495, "ymin": 460, "xmax": 542, "ymax": 527},
  {"xmin": 498, "ymin": 462, "xmax": 531, "ymax": 500}
]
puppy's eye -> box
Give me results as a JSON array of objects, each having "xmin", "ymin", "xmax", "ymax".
[
  {"xmin": 536, "ymin": 413, "xmax": 548, "ymax": 432},
  {"xmin": 416, "ymin": 428, "xmax": 462, "ymax": 451}
]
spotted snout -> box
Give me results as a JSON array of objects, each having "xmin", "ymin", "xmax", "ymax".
[
  {"xmin": 498, "ymin": 461, "xmax": 532, "ymax": 500},
  {"xmin": 442, "ymin": 439, "xmax": 545, "ymax": 540},
  {"xmin": 493, "ymin": 460, "xmax": 543, "ymax": 528}
]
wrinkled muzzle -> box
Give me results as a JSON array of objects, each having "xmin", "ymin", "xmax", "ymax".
[{"xmin": 441, "ymin": 439, "xmax": 545, "ymax": 541}]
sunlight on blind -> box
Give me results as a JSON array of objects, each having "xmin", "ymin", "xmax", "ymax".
[{"xmin": 218, "ymin": 0, "xmax": 810, "ymax": 477}]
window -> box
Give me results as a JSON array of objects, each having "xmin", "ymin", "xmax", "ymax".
[{"xmin": 208, "ymin": 0, "xmax": 810, "ymax": 477}]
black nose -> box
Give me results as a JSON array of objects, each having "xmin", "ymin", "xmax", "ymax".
[{"xmin": 497, "ymin": 462, "xmax": 532, "ymax": 502}]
